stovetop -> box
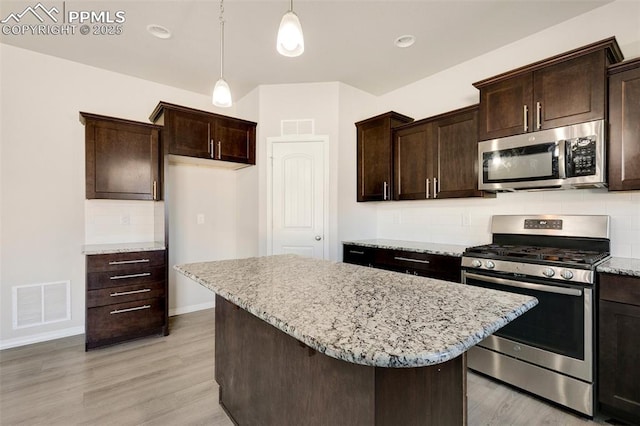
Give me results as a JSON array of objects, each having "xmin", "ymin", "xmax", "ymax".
[{"xmin": 464, "ymin": 244, "xmax": 610, "ymax": 267}]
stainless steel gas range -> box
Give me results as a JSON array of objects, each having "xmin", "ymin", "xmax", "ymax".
[{"xmin": 461, "ymin": 215, "xmax": 610, "ymax": 417}]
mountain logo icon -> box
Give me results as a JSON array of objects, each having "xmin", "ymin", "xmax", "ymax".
[{"xmin": 1, "ymin": 3, "xmax": 60, "ymax": 24}]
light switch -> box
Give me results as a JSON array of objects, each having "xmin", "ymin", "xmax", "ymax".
[{"xmin": 197, "ymin": 214, "xmax": 205, "ymax": 225}]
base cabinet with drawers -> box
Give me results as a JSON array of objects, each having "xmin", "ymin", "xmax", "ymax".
[
  {"xmin": 343, "ymin": 244, "xmax": 461, "ymax": 283},
  {"xmin": 85, "ymin": 249, "xmax": 168, "ymax": 350},
  {"xmin": 598, "ymin": 273, "xmax": 640, "ymax": 425}
]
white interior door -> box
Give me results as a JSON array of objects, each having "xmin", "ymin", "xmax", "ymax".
[{"xmin": 271, "ymin": 140, "xmax": 325, "ymax": 259}]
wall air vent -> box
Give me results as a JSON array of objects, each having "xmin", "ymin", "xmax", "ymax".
[
  {"xmin": 281, "ymin": 119, "xmax": 314, "ymax": 137},
  {"xmin": 12, "ymin": 281, "xmax": 71, "ymax": 329}
]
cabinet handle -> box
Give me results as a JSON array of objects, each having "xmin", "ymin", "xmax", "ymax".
[
  {"xmin": 394, "ymin": 256, "xmax": 430, "ymax": 264},
  {"xmin": 426, "ymin": 178, "xmax": 430, "ymax": 199},
  {"xmin": 349, "ymin": 250, "xmax": 365, "ymax": 255},
  {"xmin": 207, "ymin": 123, "xmax": 212, "ymax": 157},
  {"xmin": 523, "ymin": 105, "xmax": 529, "ymax": 132},
  {"xmin": 210, "ymin": 140, "xmax": 214, "ymax": 159},
  {"xmin": 536, "ymin": 102, "xmax": 542, "ymax": 130},
  {"xmin": 152, "ymin": 181, "xmax": 157, "ymax": 200},
  {"xmin": 110, "ymin": 288, "xmax": 152, "ymax": 297},
  {"xmin": 110, "ymin": 304, "xmax": 151, "ymax": 315},
  {"xmin": 109, "ymin": 272, "xmax": 151, "ymax": 280},
  {"xmin": 433, "ymin": 177, "xmax": 438, "ymax": 199},
  {"xmin": 217, "ymin": 141, "xmax": 221, "ymax": 160},
  {"xmin": 108, "ymin": 259, "xmax": 150, "ymax": 265},
  {"xmin": 383, "ymin": 181, "xmax": 389, "ymax": 200}
]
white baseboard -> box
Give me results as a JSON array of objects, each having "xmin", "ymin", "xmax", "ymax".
[
  {"xmin": 0, "ymin": 326, "xmax": 84, "ymax": 350},
  {"xmin": 169, "ymin": 301, "xmax": 215, "ymax": 317}
]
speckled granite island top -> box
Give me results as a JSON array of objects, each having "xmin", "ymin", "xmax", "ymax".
[
  {"xmin": 175, "ymin": 254, "xmax": 537, "ymax": 368},
  {"xmin": 343, "ymin": 238, "xmax": 469, "ymax": 257},
  {"xmin": 597, "ymin": 257, "xmax": 640, "ymax": 277}
]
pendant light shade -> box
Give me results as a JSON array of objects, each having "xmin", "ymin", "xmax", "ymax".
[
  {"xmin": 212, "ymin": 0, "xmax": 232, "ymax": 107},
  {"xmin": 212, "ymin": 78, "xmax": 232, "ymax": 107},
  {"xmin": 277, "ymin": 0, "xmax": 304, "ymax": 57}
]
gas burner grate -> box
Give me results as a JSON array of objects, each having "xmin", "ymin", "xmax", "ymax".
[{"xmin": 465, "ymin": 244, "xmax": 609, "ymax": 266}]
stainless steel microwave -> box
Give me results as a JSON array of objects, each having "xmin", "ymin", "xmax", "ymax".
[{"xmin": 478, "ymin": 120, "xmax": 606, "ymax": 191}]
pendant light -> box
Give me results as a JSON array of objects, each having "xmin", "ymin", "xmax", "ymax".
[
  {"xmin": 276, "ymin": 0, "xmax": 304, "ymax": 57},
  {"xmin": 212, "ymin": 0, "xmax": 232, "ymax": 107}
]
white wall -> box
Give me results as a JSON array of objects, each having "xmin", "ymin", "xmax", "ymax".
[
  {"xmin": 371, "ymin": 0, "xmax": 640, "ymax": 258},
  {"xmin": 0, "ymin": 44, "xmax": 240, "ymax": 348}
]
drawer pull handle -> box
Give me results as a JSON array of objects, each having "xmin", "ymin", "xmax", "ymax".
[
  {"xmin": 110, "ymin": 305, "xmax": 151, "ymax": 315},
  {"xmin": 110, "ymin": 272, "xmax": 151, "ymax": 280},
  {"xmin": 108, "ymin": 259, "xmax": 150, "ymax": 265},
  {"xmin": 394, "ymin": 256, "xmax": 430, "ymax": 264},
  {"xmin": 349, "ymin": 250, "xmax": 365, "ymax": 255},
  {"xmin": 110, "ymin": 288, "xmax": 151, "ymax": 297}
]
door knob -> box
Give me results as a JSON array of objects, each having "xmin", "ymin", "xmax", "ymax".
[{"xmin": 315, "ymin": 236, "xmax": 322, "ymax": 241}]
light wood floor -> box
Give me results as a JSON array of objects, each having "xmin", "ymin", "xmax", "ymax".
[{"xmin": 0, "ymin": 309, "xmax": 612, "ymax": 425}]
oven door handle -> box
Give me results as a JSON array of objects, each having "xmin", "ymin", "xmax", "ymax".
[{"xmin": 464, "ymin": 272, "xmax": 583, "ymax": 296}]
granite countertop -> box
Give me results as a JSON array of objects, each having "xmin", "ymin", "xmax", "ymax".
[
  {"xmin": 343, "ymin": 239, "xmax": 470, "ymax": 257},
  {"xmin": 175, "ymin": 254, "xmax": 537, "ymax": 368},
  {"xmin": 597, "ymin": 257, "xmax": 640, "ymax": 277},
  {"xmin": 82, "ymin": 241, "xmax": 166, "ymax": 255}
]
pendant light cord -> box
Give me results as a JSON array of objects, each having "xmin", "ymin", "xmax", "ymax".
[
  {"xmin": 219, "ymin": 0, "xmax": 225, "ymax": 79},
  {"xmin": 289, "ymin": 0, "xmax": 293, "ymax": 12}
]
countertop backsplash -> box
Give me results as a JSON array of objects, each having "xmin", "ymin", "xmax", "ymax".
[
  {"xmin": 84, "ymin": 199, "xmax": 164, "ymax": 245},
  {"xmin": 374, "ymin": 188, "xmax": 640, "ymax": 258}
]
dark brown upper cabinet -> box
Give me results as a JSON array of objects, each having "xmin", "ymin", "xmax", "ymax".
[
  {"xmin": 150, "ymin": 102, "xmax": 256, "ymax": 166},
  {"xmin": 394, "ymin": 105, "xmax": 487, "ymax": 201},
  {"xmin": 81, "ymin": 112, "xmax": 161, "ymax": 201},
  {"xmin": 355, "ymin": 112, "xmax": 414, "ymax": 202},
  {"xmin": 474, "ymin": 37, "xmax": 623, "ymax": 141},
  {"xmin": 608, "ymin": 57, "xmax": 640, "ymax": 191}
]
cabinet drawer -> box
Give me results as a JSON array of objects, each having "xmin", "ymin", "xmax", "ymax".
[
  {"xmin": 87, "ymin": 280, "xmax": 165, "ymax": 308},
  {"xmin": 600, "ymin": 274, "xmax": 640, "ymax": 306},
  {"xmin": 343, "ymin": 245, "xmax": 374, "ymax": 266},
  {"xmin": 86, "ymin": 298, "xmax": 165, "ymax": 344},
  {"xmin": 87, "ymin": 250, "xmax": 165, "ymax": 273},
  {"xmin": 87, "ymin": 265, "xmax": 165, "ymax": 291},
  {"xmin": 375, "ymin": 249, "xmax": 461, "ymax": 282}
]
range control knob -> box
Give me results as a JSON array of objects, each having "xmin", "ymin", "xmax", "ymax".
[
  {"xmin": 542, "ymin": 268, "xmax": 555, "ymax": 278},
  {"xmin": 471, "ymin": 259, "xmax": 482, "ymax": 268},
  {"xmin": 560, "ymin": 270, "xmax": 574, "ymax": 280},
  {"xmin": 485, "ymin": 261, "xmax": 496, "ymax": 269}
]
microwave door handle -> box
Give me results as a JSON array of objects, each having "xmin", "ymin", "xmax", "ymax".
[
  {"xmin": 464, "ymin": 272, "xmax": 583, "ymax": 296},
  {"xmin": 557, "ymin": 140, "xmax": 567, "ymax": 179}
]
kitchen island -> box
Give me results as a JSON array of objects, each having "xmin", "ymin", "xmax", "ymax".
[{"xmin": 176, "ymin": 254, "xmax": 537, "ymax": 425}]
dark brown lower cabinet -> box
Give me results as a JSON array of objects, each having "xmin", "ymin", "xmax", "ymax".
[
  {"xmin": 85, "ymin": 249, "xmax": 168, "ymax": 350},
  {"xmin": 598, "ymin": 273, "xmax": 640, "ymax": 424},
  {"xmin": 343, "ymin": 244, "xmax": 461, "ymax": 283},
  {"xmin": 215, "ymin": 295, "xmax": 466, "ymax": 425}
]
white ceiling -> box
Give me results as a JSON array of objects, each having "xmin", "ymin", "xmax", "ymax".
[{"xmin": 0, "ymin": 0, "xmax": 613, "ymax": 101}]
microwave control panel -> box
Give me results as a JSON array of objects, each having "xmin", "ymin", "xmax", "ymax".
[{"xmin": 566, "ymin": 136, "xmax": 597, "ymax": 177}]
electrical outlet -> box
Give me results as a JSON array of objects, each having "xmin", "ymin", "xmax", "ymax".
[
  {"xmin": 120, "ymin": 214, "xmax": 130, "ymax": 225},
  {"xmin": 197, "ymin": 214, "xmax": 205, "ymax": 225},
  {"xmin": 461, "ymin": 212, "xmax": 471, "ymax": 227}
]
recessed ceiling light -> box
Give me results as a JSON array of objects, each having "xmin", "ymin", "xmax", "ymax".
[
  {"xmin": 147, "ymin": 24, "xmax": 172, "ymax": 39},
  {"xmin": 395, "ymin": 35, "xmax": 415, "ymax": 48}
]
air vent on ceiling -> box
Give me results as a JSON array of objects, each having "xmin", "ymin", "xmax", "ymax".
[{"xmin": 281, "ymin": 119, "xmax": 314, "ymax": 136}]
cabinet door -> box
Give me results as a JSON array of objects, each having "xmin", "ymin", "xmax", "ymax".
[
  {"xmin": 166, "ymin": 110, "xmax": 212, "ymax": 158},
  {"xmin": 478, "ymin": 74, "xmax": 533, "ymax": 141},
  {"xmin": 357, "ymin": 120, "xmax": 394, "ymax": 201},
  {"xmin": 599, "ymin": 300, "xmax": 640, "ymax": 423},
  {"xmin": 85, "ymin": 119, "xmax": 160, "ymax": 200},
  {"xmin": 433, "ymin": 108, "xmax": 481, "ymax": 199},
  {"xmin": 534, "ymin": 51, "xmax": 606, "ymax": 131},
  {"xmin": 608, "ymin": 61, "xmax": 640, "ymax": 191},
  {"xmin": 394, "ymin": 122, "xmax": 433, "ymax": 200},
  {"xmin": 213, "ymin": 117, "xmax": 256, "ymax": 164}
]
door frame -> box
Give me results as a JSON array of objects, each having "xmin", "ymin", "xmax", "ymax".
[{"xmin": 266, "ymin": 135, "xmax": 330, "ymax": 259}]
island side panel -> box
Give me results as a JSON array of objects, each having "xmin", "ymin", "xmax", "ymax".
[
  {"xmin": 215, "ymin": 295, "xmax": 375, "ymax": 425},
  {"xmin": 215, "ymin": 295, "xmax": 467, "ymax": 425},
  {"xmin": 375, "ymin": 354, "xmax": 467, "ymax": 425}
]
